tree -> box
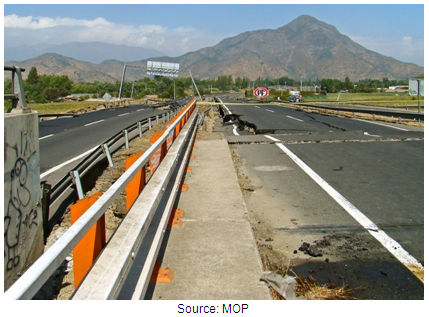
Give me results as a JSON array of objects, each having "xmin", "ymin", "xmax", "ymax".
[
  {"xmin": 344, "ymin": 77, "xmax": 354, "ymax": 91},
  {"xmin": 27, "ymin": 67, "xmax": 39, "ymax": 85}
]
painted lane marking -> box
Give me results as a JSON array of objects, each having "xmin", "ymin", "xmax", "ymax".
[
  {"xmin": 233, "ymin": 124, "xmax": 240, "ymax": 136},
  {"xmin": 287, "ymin": 115, "xmax": 304, "ymax": 122},
  {"xmin": 40, "ymin": 146, "xmax": 99, "ymax": 179},
  {"xmin": 255, "ymin": 106, "xmax": 260, "ymax": 108},
  {"xmin": 118, "ymin": 112, "xmax": 130, "ymax": 117},
  {"xmin": 364, "ymin": 132, "xmax": 382, "ymax": 138},
  {"xmin": 266, "ymin": 109, "xmax": 275, "ymax": 113},
  {"xmin": 354, "ymin": 118, "xmax": 409, "ymax": 131},
  {"xmin": 84, "ymin": 119, "xmax": 105, "ymax": 127},
  {"xmin": 136, "ymin": 109, "xmax": 145, "ymax": 111},
  {"xmin": 218, "ymin": 98, "xmax": 239, "ymax": 135},
  {"xmin": 39, "ymin": 134, "xmax": 54, "ymax": 140},
  {"xmin": 264, "ymin": 134, "xmax": 424, "ymax": 281}
]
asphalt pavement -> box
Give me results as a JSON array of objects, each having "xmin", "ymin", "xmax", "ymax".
[{"xmin": 218, "ymin": 100, "xmax": 424, "ymax": 299}]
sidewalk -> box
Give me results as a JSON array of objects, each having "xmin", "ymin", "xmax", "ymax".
[{"xmin": 148, "ymin": 134, "xmax": 271, "ymax": 300}]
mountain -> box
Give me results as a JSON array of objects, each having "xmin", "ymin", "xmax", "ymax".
[
  {"xmin": 167, "ymin": 15, "xmax": 423, "ymax": 81},
  {"xmin": 5, "ymin": 15, "xmax": 423, "ymax": 83},
  {"xmin": 4, "ymin": 41, "xmax": 164, "ymax": 64}
]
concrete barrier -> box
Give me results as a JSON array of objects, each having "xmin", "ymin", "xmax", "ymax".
[{"xmin": 4, "ymin": 111, "xmax": 43, "ymax": 291}]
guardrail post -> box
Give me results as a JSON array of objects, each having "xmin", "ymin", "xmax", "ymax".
[
  {"xmin": 138, "ymin": 122, "xmax": 143, "ymax": 137},
  {"xmin": 123, "ymin": 129, "xmax": 129, "ymax": 149},
  {"xmin": 70, "ymin": 170, "xmax": 84, "ymax": 200},
  {"xmin": 156, "ymin": 115, "xmax": 159, "ymax": 124},
  {"xmin": 148, "ymin": 118, "xmax": 152, "ymax": 130},
  {"xmin": 101, "ymin": 144, "xmax": 114, "ymax": 167},
  {"xmin": 70, "ymin": 192, "xmax": 106, "ymax": 288}
]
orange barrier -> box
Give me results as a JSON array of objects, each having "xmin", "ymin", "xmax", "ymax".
[
  {"xmin": 165, "ymin": 120, "xmax": 176, "ymax": 150},
  {"xmin": 125, "ymin": 151, "xmax": 146, "ymax": 211},
  {"xmin": 71, "ymin": 193, "xmax": 106, "ymax": 288},
  {"xmin": 149, "ymin": 130, "xmax": 167, "ymax": 175},
  {"xmin": 149, "ymin": 99, "xmax": 196, "ymax": 175}
]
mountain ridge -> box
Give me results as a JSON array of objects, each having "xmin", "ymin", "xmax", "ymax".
[{"xmin": 5, "ymin": 15, "xmax": 423, "ymax": 83}]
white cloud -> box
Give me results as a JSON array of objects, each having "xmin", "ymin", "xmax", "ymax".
[
  {"xmin": 4, "ymin": 14, "xmax": 110, "ymax": 29},
  {"xmin": 4, "ymin": 14, "xmax": 224, "ymax": 57}
]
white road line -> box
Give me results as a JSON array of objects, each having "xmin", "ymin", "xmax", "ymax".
[
  {"xmin": 39, "ymin": 134, "xmax": 54, "ymax": 140},
  {"xmin": 136, "ymin": 109, "xmax": 145, "ymax": 111},
  {"xmin": 266, "ymin": 109, "xmax": 275, "ymax": 113},
  {"xmin": 40, "ymin": 146, "xmax": 99, "ymax": 179},
  {"xmin": 264, "ymin": 134, "xmax": 423, "ymax": 275},
  {"xmin": 364, "ymin": 132, "xmax": 382, "ymax": 138},
  {"xmin": 118, "ymin": 112, "xmax": 130, "ymax": 117},
  {"xmin": 287, "ymin": 115, "xmax": 304, "ymax": 122},
  {"xmin": 233, "ymin": 124, "xmax": 240, "ymax": 136},
  {"xmin": 84, "ymin": 119, "xmax": 105, "ymax": 126},
  {"xmin": 255, "ymin": 106, "xmax": 260, "ymax": 108},
  {"xmin": 218, "ymin": 98, "xmax": 239, "ymax": 135},
  {"xmin": 354, "ymin": 118, "xmax": 409, "ymax": 131}
]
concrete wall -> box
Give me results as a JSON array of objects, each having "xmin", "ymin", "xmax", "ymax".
[{"xmin": 4, "ymin": 111, "xmax": 44, "ymax": 291}]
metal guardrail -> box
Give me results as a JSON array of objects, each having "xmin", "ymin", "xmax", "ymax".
[
  {"xmin": 74, "ymin": 106, "xmax": 199, "ymax": 300},
  {"xmin": 4, "ymin": 66, "xmax": 30, "ymax": 112},
  {"xmin": 290, "ymin": 102, "xmax": 424, "ymax": 121},
  {"xmin": 4, "ymin": 99, "xmax": 198, "ymax": 300},
  {"xmin": 275, "ymin": 101, "xmax": 424, "ymax": 121},
  {"xmin": 44, "ymin": 106, "xmax": 184, "ymax": 229},
  {"xmin": 39, "ymin": 113, "xmax": 79, "ymax": 120}
]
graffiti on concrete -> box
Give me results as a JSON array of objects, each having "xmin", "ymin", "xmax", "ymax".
[{"xmin": 4, "ymin": 131, "xmax": 39, "ymax": 271}]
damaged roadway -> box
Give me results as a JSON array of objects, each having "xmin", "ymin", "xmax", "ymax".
[{"xmin": 220, "ymin": 97, "xmax": 424, "ymax": 299}]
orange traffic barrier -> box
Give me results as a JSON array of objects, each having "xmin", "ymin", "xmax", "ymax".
[
  {"xmin": 150, "ymin": 130, "xmax": 167, "ymax": 175},
  {"xmin": 125, "ymin": 151, "xmax": 146, "ymax": 211},
  {"xmin": 165, "ymin": 120, "xmax": 175, "ymax": 150},
  {"xmin": 71, "ymin": 193, "xmax": 106, "ymax": 288}
]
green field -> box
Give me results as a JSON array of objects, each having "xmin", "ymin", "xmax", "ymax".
[
  {"xmin": 307, "ymin": 93, "xmax": 424, "ymax": 109},
  {"xmin": 4, "ymin": 101, "xmax": 103, "ymax": 114}
]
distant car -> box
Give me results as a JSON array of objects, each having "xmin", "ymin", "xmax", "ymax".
[{"xmin": 289, "ymin": 95, "xmax": 301, "ymax": 102}]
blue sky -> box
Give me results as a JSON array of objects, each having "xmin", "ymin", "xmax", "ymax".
[{"xmin": 3, "ymin": 2, "xmax": 425, "ymax": 66}]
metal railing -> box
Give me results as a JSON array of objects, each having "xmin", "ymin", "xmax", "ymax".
[
  {"xmin": 281, "ymin": 101, "xmax": 424, "ymax": 121},
  {"xmin": 4, "ymin": 66, "xmax": 30, "ymax": 113},
  {"xmin": 44, "ymin": 105, "xmax": 185, "ymax": 229},
  {"xmin": 74, "ymin": 105, "xmax": 199, "ymax": 300},
  {"xmin": 4, "ymin": 99, "xmax": 198, "ymax": 300}
]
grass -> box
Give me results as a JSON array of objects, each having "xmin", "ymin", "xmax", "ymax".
[
  {"xmin": 251, "ymin": 92, "xmax": 424, "ymax": 109},
  {"xmin": 4, "ymin": 101, "xmax": 104, "ymax": 114},
  {"xmin": 262, "ymin": 255, "xmax": 358, "ymax": 300},
  {"xmin": 321, "ymin": 93, "xmax": 424, "ymax": 108}
]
